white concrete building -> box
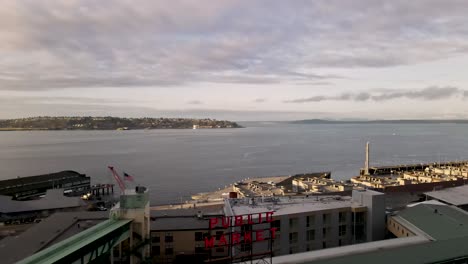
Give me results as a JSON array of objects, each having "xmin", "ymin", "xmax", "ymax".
[{"xmin": 223, "ymin": 190, "xmax": 385, "ymax": 257}]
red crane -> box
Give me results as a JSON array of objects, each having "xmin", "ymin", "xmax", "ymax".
[{"xmin": 108, "ymin": 166, "xmax": 126, "ymax": 193}]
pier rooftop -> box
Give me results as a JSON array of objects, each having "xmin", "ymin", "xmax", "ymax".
[
  {"xmin": 191, "ymin": 175, "xmax": 290, "ymax": 202},
  {"xmin": 191, "ymin": 172, "xmax": 333, "ymax": 203},
  {"xmin": 352, "ymin": 163, "xmax": 468, "ymax": 191},
  {"xmin": 228, "ymin": 195, "xmax": 354, "ymax": 217}
]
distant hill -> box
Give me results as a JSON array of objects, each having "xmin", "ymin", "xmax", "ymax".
[
  {"xmin": 291, "ymin": 119, "xmax": 468, "ymax": 124},
  {"xmin": 0, "ymin": 116, "xmax": 242, "ymax": 131}
]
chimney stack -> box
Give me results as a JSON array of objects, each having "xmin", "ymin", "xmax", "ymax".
[{"xmin": 364, "ymin": 142, "xmax": 370, "ymax": 175}]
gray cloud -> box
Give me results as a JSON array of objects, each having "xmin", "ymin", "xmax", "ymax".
[
  {"xmin": 0, "ymin": 96, "xmax": 134, "ymax": 105},
  {"xmin": 2, "ymin": 1, "xmax": 468, "ymax": 90},
  {"xmin": 253, "ymin": 98, "xmax": 267, "ymax": 103},
  {"xmin": 285, "ymin": 86, "xmax": 467, "ymax": 103},
  {"xmin": 186, "ymin": 100, "xmax": 203, "ymax": 105}
]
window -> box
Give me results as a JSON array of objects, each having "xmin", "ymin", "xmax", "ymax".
[
  {"xmin": 274, "ymin": 233, "xmax": 281, "ymax": 243},
  {"xmin": 339, "ymin": 225, "xmax": 347, "ymax": 236},
  {"xmin": 113, "ymin": 247, "xmax": 120, "ymax": 258},
  {"xmin": 322, "ymin": 241, "xmax": 327, "ymax": 249},
  {"xmin": 289, "ymin": 232, "xmax": 298, "ymax": 243},
  {"xmin": 322, "ymin": 227, "xmax": 332, "ymax": 239},
  {"xmin": 306, "ymin": 229, "xmax": 315, "ymax": 241},
  {"xmin": 323, "ymin": 213, "xmax": 330, "ymax": 225},
  {"xmin": 195, "ymin": 232, "xmax": 203, "ymax": 241},
  {"xmin": 289, "ymin": 218, "xmax": 298, "ymax": 229},
  {"xmin": 306, "ymin": 215, "xmax": 315, "ymax": 228},
  {"xmin": 165, "ymin": 245, "xmax": 174, "ymax": 255},
  {"xmin": 241, "ymin": 243, "xmax": 252, "ymax": 252},
  {"xmin": 339, "ymin": 239, "xmax": 342, "ymax": 246},
  {"xmin": 151, "ymin": 233, "xmax": 160, "ymax": 243},
  {"xmin": 289, "ymin": 246, "xmax": 298, "ymax": 254},
  {"xmin": 339, "ymin": 212, "xmax": 347, "ymax": 223},
  {"xmin": 152, "ymin": 246, "xmax": 160, "ymax": 256},
  {"xmin": 241, "ymin": 224, "xmax": 252, "ymax": 233},
  {"xmin": 216, "ymin": 231, "xmax": 224, "ymax": 240},
  {"xmin": 353, "ymin": 212, "xmax": 366, "ymax": 224},
  {"xmin": 165, "ymin": 232, "xmax": 173, "ymax": 242},
  {"xmin": 272, "ymin": 220, "xmax": 281, "ymax": 231}
]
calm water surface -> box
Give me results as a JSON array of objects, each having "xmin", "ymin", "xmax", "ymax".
[{"xmin": 1, "ymin": 122, "xmax": 468, "ymax": 205}]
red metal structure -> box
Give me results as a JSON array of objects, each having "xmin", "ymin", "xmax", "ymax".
[{"xmin": 108, "ymin": 166, "xmax": 126, "ymax": 193}]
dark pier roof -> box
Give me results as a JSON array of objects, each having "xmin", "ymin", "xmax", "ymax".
[
  {"xmin": 0, "ymin": 171, "xmax": 91, "ymax": 200},
  {"xmin": 0, "ymin": 170, "xmax": 87, "ymax": 188}
]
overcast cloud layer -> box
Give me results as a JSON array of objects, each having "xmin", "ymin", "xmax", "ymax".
[
  {"xmin": 2, "ymin": 1, "xmax": 468, "ymax": 120},
  {"xmin": 285, "ymin": 86, "xmax": 468, "ymax": 103}
]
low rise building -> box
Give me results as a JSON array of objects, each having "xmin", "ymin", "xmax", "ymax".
[
  {"xmin": 223, "ymin": 190, "xmax": 386, "ymax": 257},
  {"xmin": 388, "ymin": 201, "xmax": 468, "ymax": 240},
  {"xmin": 269, "ymin": 201, "xmax": 468, "ymax": 264},
  {"xmin": 424, "ymin": 184, "xmax": 468, "ymax": 211},
  {"xmin": 292, "ymin": 177, "xmax": 354, "ymax": 193},
  {"xmin": 150, "ymin": 206, "xmax": 228, "ymax": 263}
]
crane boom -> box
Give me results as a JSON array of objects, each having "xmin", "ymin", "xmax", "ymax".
[{"xmin": 108, "ymin": 166, "xmax": 126, "ymax": 193}]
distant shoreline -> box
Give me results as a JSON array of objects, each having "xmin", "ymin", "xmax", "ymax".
[
  {"xmin": 0, "ymin": 127, "xmax": 242, "ymax": 131},
  {"xmin": 291, "ymin": 119, "xmax": 468, "ymax": 125},
  {"xmin": 0, "ymin": 116, "xmax": 242, "ymax": 131}
]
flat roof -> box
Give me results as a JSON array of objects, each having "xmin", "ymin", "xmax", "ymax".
[
  {"xmin": 275, "ymin": 235, "xmax": 468, "ymax": 264},
  {"xmin": 0, "ymin": 189, "xmax": 83, "ymax": 213},
  {"xmin": 150, "ymin": 207, "xmax": 224, "ymax": 231},
  {"xmin": 269, "ymin": 236, "xmax": 429, "ymax": 264},
  {"xmin": 229, "ymin": 196, "xmax": 353, "ymax": 217},
  {"xmin": 151, "ymin": 206, "xmax": 224, "ymax": 218},
  {"xmin": 425, "ymin": 185, "xmax": 468, "ymax": 206},
  {"xmin": 395, "ymin": 203, "xmax": 468, "ymax": 240},
  {"xmin": 0, "ymin": 170, "xmax": 87, "ymax": 188},
  {"xmin": 151, "ymin": 217, "xmax": 211, "ymax": 231},
  {"xmin": 0, "ymin": 211, "xmax": 108, "ymax": 264}
]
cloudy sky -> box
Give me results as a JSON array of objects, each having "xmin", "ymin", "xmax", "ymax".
[{"xmin": 1, "ymin": 0, "xmax": 468, "ymax": 120}]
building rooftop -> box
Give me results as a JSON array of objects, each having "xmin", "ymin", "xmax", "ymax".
[
  {"xmin": 273, "ymin": 235, "xmax": 468, "ymax": 264},
  {"xmin": 425, "ymin": 184, "xmax": 468, "ymax": 206},
  {"xmin": 395, "ymin": 203, "xmax": 468, "ymax": 240},
  {"xmin": 0, "ymin": 211, "xmax": 108, "ymax": 264},
  {"xmin": 228, "ymin": 195, "xmax": 354, "ymax": 217},
  {"xmin": 151, "ymin": 217, "xmax": 212, "ymax": 231},
  {"xmin": 151, "ymin": 206, "xmax": 224, "ymax": 218},
  {"xmin": 0, "ymin": 189, "xmax": 84, "ymax": 214},
  {"xmin": 0, "ymin": 170, "xmax": 87, "ymax": 190},
  {"xmin": 150, "ymin": 207, "xmax": 224, "ymax": 231},
  {"xmin": 269, "ymin": 236, "xmax": 429, "ymax": 264}
]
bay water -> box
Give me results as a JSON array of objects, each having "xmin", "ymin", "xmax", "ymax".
[{"xmin": 1, "ymin": 122, "xmax": 467, "ymax": 205}]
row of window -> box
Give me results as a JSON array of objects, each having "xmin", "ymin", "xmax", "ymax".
[
  {"xmin": 290, "ymin": 211, "xmax": 348, "ymax": 229},
  {"xmin": 151, "ymin": 245, "xmax": 226, "ymax": 256},
  {"xmin": 390, "ymin": 220, "xmax": 412, "ymax": 237},
  {"xmin": 289, "ymin": 225, "xmax": 347, "ymax": 243}
]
